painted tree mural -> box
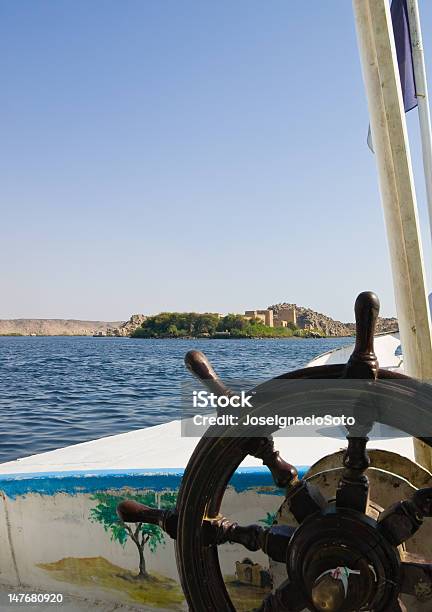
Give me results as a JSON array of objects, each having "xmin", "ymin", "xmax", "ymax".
[
  {"xmin": 259, "ymin": 512, "xmax": 277, "ymax": 527},
  {"xmin": 90, "ymin": 491, "xmax": 177, "ymax": 580}
]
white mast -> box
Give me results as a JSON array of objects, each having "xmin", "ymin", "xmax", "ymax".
[
  {"xmin": 407, "ymin": 0, "xmax": 432, "ymax": 250},
  {"xmin": 352, "ymin": 0, "xmax": 432, "ymax": 468}
]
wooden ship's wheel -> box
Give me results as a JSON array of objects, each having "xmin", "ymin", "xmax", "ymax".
[{"xmin": 118, "ymin": 292, "xmax": 432, "ymax": 611}]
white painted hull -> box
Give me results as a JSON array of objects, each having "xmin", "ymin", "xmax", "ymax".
[{"xmin": 308, "ymin": 332, "xmax": 402, "ymax": 371}]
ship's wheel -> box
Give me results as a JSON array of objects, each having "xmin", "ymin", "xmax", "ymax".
[{"xmin": 118, "ymin": 292, "xmax": 432, "ymax": 611}]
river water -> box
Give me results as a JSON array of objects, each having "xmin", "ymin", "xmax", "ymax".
[{"xmin": 0, "ymin": 336, "xmax": 351, "ymax": 463}]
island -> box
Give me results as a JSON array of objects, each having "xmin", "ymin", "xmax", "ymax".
[{"xmin": 131, "ymin": 312, "xmax": 325, "ymax": 339}]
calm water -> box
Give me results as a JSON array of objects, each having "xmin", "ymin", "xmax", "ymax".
[{"xmin": 0, "ymin": 336, "xmax": 351, "ymax": 463}]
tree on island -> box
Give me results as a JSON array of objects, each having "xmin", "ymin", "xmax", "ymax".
[
  {"xmin": 132, "ymin": 312, "xmax": 221, "ymax": 338},
  {"xmin": 218, "ymin": 314, "xmax": 249, "ymax": 331},
  {"xmin": 89, "ymin": 491, "xmax": 177, "ymax": 580}
]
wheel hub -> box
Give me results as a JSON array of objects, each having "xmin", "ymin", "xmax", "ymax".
[{"xmin": 286, "ymin": 506, "xmax": 401, "ymax": 611}]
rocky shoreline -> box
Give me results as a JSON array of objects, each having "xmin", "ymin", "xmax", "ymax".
[
  {"xmin": 0, "ymin": 306, "xmax": 399, "ymax": 338},
  {"xmin": 269, "ymin": 303, "xmax": 398, "ymax": 337}
]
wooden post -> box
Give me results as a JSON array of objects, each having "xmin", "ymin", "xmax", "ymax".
[
  {"xmin": 352, "ymin": 0, "xmax": 432, "ymax": 469},
  {"xmin": 407, "ymin": 0, "xmax": 432, "ymax": 253}
]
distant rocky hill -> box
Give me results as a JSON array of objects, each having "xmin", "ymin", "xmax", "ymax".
[
  {"xmin": 107, "ymin": 314, "xmax": 147, "ymax": 337},
  {"xmin": 268, "ymin": 303, "xmax": 398, "ymax": 337},
  {"xmin": 0, "ymin": 319, "xmax": 124, "ymax": 336},
  {"xmin": 344, "ymin": 316, "xmax": 399, "ymax": 336}
]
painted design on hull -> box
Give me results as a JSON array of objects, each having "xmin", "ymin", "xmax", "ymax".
[
  {"xmin": 90, "ymin": 491, "xmax": 177, "ymax": 580},
  {"xmin": 0, "ymin": 467, "xmax": 307, "ymax": 500},
  {"xmin": 37, "ymin": 557, "xmax": 185, "ymax": 609},
  {"xmin": 6, "ymin": 477, "xmax": 281, "ymax": 611}
]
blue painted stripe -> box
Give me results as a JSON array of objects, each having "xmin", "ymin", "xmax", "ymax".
[
  {"xmin": 0, "ymin": 468, "xmax": 187, "ymax": 480},
  {"xmin": 0, "ymin": 465, "xmax": 309, "ymax": 481},
  {"xmin": 0, "ymin": 467, "xmax": 308, "ymax": 499}
]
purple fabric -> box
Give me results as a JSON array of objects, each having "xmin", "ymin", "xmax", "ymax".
[
  {"xmin": 391, "ymin": 0, "xmax": 417, "ymax": 112},
  {"xmin": 367, "ymin": 0, "xmax": 417, "ymax": 151}
]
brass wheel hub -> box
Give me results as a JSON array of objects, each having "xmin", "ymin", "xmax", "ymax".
[{"xmin": 286, "ymin": 507, "xmax": 400, "ymax": 611}]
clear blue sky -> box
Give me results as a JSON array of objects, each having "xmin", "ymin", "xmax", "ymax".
[{"xmin": 2, "ymin": 0, "xmax": 432, "ymax": 322}]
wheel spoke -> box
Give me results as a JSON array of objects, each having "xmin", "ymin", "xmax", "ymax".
[
  {"xmin": 185, "ymin": 352, "xmax": 300, "ymax": 488},
  {"xmin": 411, "ymin": 486, "xmax": 432, "ymax": 516},
  {"xmin": 202, "ymin": 517, "xmax": 295, "ymax": 563},
  {"xmin": 285, "ymin": 480, "xmax": 327, "ymax": 524},
  {"xmin": 400, "ymin": 554, "xmax": 432, "ymax": 601},
  {"xmin": 382, "ymin": 599, "xmax": 408, "ymax": 612},
  {"xmin": 116, "ymin": 500, "xmax": 178, "ymax": 539},
  {"xmin": 184, "ymin": 349, "xmax": 238, "ymax": 418},
  {"xmin": 344, "ymin": 291, "xmax": 380, "ymax": 379},
  {"xmin": 255, "ymin": 579, "xmax": 308, "ymax": 611},
  {"xmin": 336, "ymin": 431, "xmax": 370, "ymax": 513},
  {"xmin": 246, "ymin": 437, "xmax": 299, "ymax": 488},
  {"xmin": 378, "ymin": 487, "xmax": 432, "ymax": 546}
]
